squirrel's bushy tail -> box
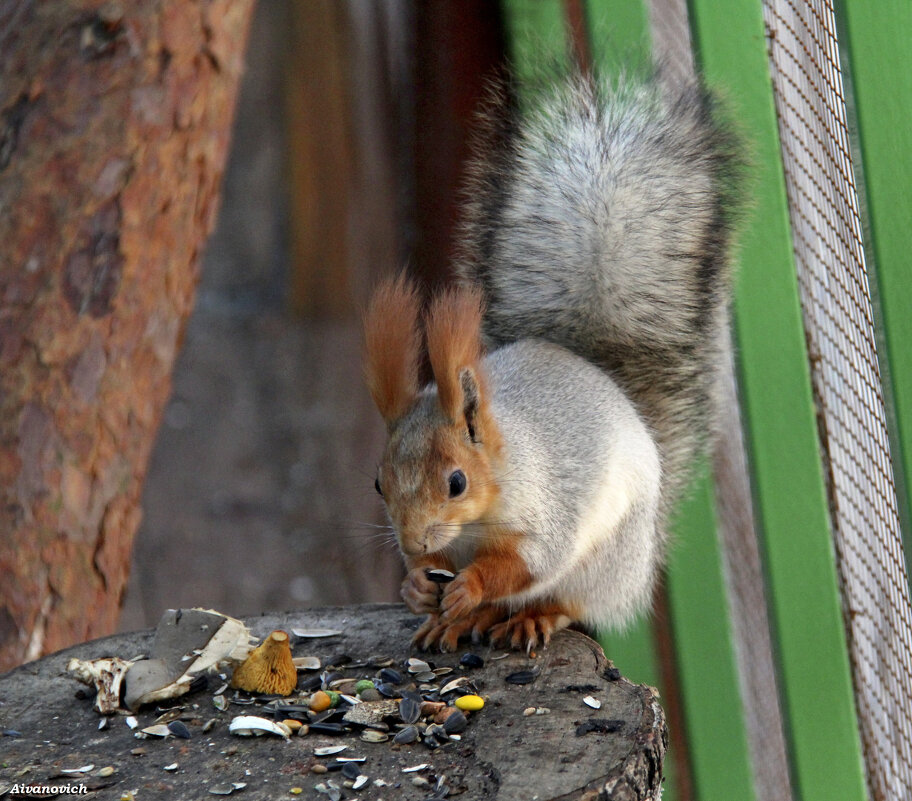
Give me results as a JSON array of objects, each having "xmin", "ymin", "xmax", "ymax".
[{"xmin": 457, "ymin": 75, "xmax": 745, "ymax": 525}]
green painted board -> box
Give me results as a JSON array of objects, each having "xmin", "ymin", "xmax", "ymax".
[
  {"xmin": 501, "ymin": 0, "xmax": 571, "ymax": 87},
  {"xmin": 583, "ymin": 0, "xmax": 652, "ymax": 76},
  {"xmin": 835, "ymin": 0, "xmax": 912, "ymax": 577},
  {"xmin": 666, "ymin": 469, "xmax": 755, "ymax": 801},
  {"xmin": 686, "ymin": 0, "xmax": 869, "ymax": 799}
]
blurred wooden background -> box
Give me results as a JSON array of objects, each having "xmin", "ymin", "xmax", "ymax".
[{"xmin": 119, "ymin": 0, "xmax": 506, "ymax": 630}]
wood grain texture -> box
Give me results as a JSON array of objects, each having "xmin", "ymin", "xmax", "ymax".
[
  {"xmin": 0, "ymin": 0, "xmax": 255, "ymax": 670},
  {"xmin": 0, "ymin": 604, "xmax": 666, "ymax": 800}
]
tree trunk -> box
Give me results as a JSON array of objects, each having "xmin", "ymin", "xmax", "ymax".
[{"xmin": 0, "ymin": 0, "xmax": 255, "ymax": 671}]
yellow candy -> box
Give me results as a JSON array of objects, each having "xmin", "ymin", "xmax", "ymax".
[{"xmin": 454, "ymin": 694, "xmax": 484, "ymax": 712}]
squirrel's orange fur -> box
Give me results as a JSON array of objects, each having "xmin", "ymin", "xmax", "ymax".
[
  {"xmin": 424, "ymin": 285, "xmax": 485, "ymax": 422},
  {"xmin": 363, "ymin": 274, "xmax": 421, "ymax": 423}
]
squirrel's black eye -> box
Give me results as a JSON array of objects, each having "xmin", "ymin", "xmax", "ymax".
[
  {"xmin": 448, "ymin": 469, "xmax": 467, "ymax": 498},
  {"xmin": 374, "ymin": 477, "xmax": 383, "ymax": 497}
]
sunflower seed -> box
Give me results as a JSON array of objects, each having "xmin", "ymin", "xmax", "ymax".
[
  {"xmin": 393, "ymin": 725, "xmax": 419, "ymax": 744},
  {"xmin": 399, "ymin": 697, "xmax": 421, "ymax": 724}
]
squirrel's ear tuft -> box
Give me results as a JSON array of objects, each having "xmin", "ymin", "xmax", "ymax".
[
  {"xmin": 363, "ymin": 273, "xmax": 422, "ymax": 424},
  {"xmin": 425, "ymin": 284, "xmax": 486, "ymax": 423}
]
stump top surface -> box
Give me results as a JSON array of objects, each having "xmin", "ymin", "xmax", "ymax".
[{"xmin": 0, "ymin": 604, "xmax": 665, "ymax": 800}]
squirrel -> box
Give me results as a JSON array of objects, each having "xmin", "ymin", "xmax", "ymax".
[{"xmin": 362, "ymin": 72, "xmax": 743, "ymax": 652}]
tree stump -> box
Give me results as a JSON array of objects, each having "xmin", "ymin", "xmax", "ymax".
[{"xmin": 0, "ymin": 604, "xmax": 666, "ymax": 800}]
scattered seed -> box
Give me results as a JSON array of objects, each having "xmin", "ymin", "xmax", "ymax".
[
  {"xmin": 407, "ymin": 658, "xmax": 431, "ymax": 673},
  {"xmin": 61, "ymin": 766, "xmax": 95, "ymax": 776},
  {"xmin": 213, "ymin": 695, "xmax": 228, "ymax": 712},
  {"xmin": 402, "ymin": 763, "xmax": 428, "ymax": 773},
  {"xmin": 439, "ymin": 676, "xmax": 468, "ymax": 696},
  {"xmin": 97, "ymin": 718, "xmax": 108, "ymax": 731},
  {"xmin": 125, "ymin": 717, "xmax": 139, "ymax": 730},
  {"xmin": 425, "ymin": 568, "xmax": 456, "ymax": 583},
  {"xmin": 312, "ymin": 764, "xmax": 328, "ymax": 775},
  {"xmin": 310, "ymin": 691, "xmax": 332, "ymax": 713},
  {"xmin": 130, "ymin": 748, "xmax": 146, "ymax": 757},
  {"xmin": 341, "ymin": 763, "xmax": 361, "ymax": 780},
  {"xmin": 168, "ymin": 720, "xmax": 191, "ymax": 739},
  {"xmin": 459, "ymin": 653, "xmax": 484, "ymax": 669},
  {"xmin": 352, "ymin": 775, "xmax": 369, "ymax": 790},
  {"xmin": 203, "ymin": 719, "xmax": 217, "ymax": 733},
  {"xmin": 583, "ymin": 696, "xmax": 601, "ymax": 709},
  {"xmin": 454, "ymin": 694, "xmax": 484, "ymax": 712},
  {"xmin": 399, "ymin": 697, "xmax": 421, "ymax": 725},
  {"xmin": 360, "ymin": 730, "xmax": 389, "ymax": 743},
  {"xmin": 442, "ymin": 708, "xmax": 468, "ymax": 734},
  {"xmin": 379, "ymin": 668, "xmax": 402, "ymax": 685},
  {"xmin": 283, "ymin": 719, "xmax": 304, "ymax": 732},
  {"xmin": 523, "ymin": 707, "xmax": 536, "ymax": 717},
  {"xmin": 139, "ymin": 724, "xmax": 172, "ymax": 738},
  {"xmin": 414, "ymin": 671, "xmax": 436, "ymax": 683},
  {"xmin": 505, "ymin": 669, "xmax": 538, "ymax": 685},
  {"xmin": 290, "ymin": 788, "xmax": 303, "ymax": 796},
  {"xmin": 359, "ymin": 688, "xmax": 381, "ymax": 702},
  {"xmin": 98, "ymin": 767, "xmax": 115, "ymax": 778},
  {"xmin": 163, "ymin": 763, "xmax": 178, "ymax": 772},
  {"xmin": 293, "ymin": 656, "xmax": 321, "ymax": 671},
  {"xmin": 411, "ymin": 776, "xmax": 431, "ymax": 788},
  {"xmin": 393, "ymin": 725, "xmax": 419, "ymax": 745}
]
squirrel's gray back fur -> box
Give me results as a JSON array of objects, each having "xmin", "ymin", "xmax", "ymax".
[{"xmin": 457, "ymin": 75, "xmax": 743, "ymax": 530}]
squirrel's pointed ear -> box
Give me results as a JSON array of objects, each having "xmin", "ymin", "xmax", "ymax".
[
  {"xmin": 425, "ymin": 284, "xmax": 486, "ymax": 425},
  {"xmin": 363, "ymin": 273, "xmax": 422, "ymax": 424}
]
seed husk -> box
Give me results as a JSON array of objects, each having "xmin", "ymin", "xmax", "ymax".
[
  {"xmin": 505, "ymin": 669, "xmax": 538, "ymax": 685},
  {"xmin": 378, "ymin": 668, "xmax": 402, "ymax": 685},
  {"xmin": 441, "ymin": 708, "xmax": 468, "ymax": 734},
  {"xmin": 393, "ymin": 725, "xmax": 419, "ymax": 745},
  {"xmin": 360, "ymin": 729, "xmax": 389, "ymax": 743},
  {"xmin": 341, "ymin": 763, "xmax": 360, "ymax": 780},
  {"xmin": 314, "ymin": 745, "xmax": 348, "ymax": 757},
  {"xmin": 398, "ymin": 697, "xmax": 421, "ymax": 724},
  {"xmin": 424, "ymin": 569, "xmax": 456, "ymax": 584},
  {"xmin": 167, "ymin": 720, "xmax": 191, "ymax": 739}
]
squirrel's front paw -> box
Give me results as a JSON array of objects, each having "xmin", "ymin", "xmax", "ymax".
[
  {"xmin": 401, "ymin": 567, "xmax": 441, "ymax": 614},
  {"xmin": 440, "ymin": 570, "xmax": 483, "ymax": 620}
]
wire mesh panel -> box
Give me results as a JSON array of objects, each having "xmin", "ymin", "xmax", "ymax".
[
  {"xmin": 648, "ymin": 2, "xmax": 796, "ymax": 799},
  {"xmin": 763, "ymin": 1, "xmax": 912, "ymax": 798}
]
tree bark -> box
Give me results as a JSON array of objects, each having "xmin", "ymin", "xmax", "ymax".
[{"xmin": 0, "ymin": 0, "xmax": 255, "ymax": 671}]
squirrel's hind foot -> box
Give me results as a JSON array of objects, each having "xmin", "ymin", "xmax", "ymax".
[
  {"xmin": 488, "ymin": 603, "xmax": 575, "ymax": 653},
  {"xmin": 412, "ymin": 605, "xmax": 508, "ymax": 652}
]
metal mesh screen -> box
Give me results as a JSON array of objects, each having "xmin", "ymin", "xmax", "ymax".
[
  {"xmin": 648, "ymin": 3, "xmax": 796, "ymax": 800},
  {"xmin": 763, "ymin": 1, "xmax": 912, "ymax": 798}
]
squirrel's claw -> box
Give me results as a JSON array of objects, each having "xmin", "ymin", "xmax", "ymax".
[
  {"xmin": 413, "ymin": 605, "xmax": 507, "ymax": 652},
  {"xmin": 488, "ymin": 607, "xmax": 573, "ymax": 652}
]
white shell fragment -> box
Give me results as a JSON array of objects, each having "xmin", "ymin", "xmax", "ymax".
[
  {"xmin": 163, "ymin": 763, "xmax": 178, "ymax": 771},
  {"xmin": 125, "ymin": 716, "xmax": 139, "ymax": 730},
  {"xmin": 314, "ymin": 745, "xmax": 348, "ymax": 757},
  {"xmin": 583, "ymin": 696, "xmax": 602, "ymax": 709},
  {"xmin": 291, "ymin": 628, "xmax": 342, "ymax": 638},
  {"xmin": 402, "ymin": 764, "xmax": 429, "ymax": 773},
  {"xmin": 292, "ymin": 656, "xmax": 321, "ymax": 671},
  {"xmin": 60, "ymin": 765, "xmax": 94, "ymax": 775},
  {"xmin": 228, "ymin": 715, "xmax": 291, "ymax": 739},
  {"xmin": 439, "ymin": 676, "xmax": 469, "ymax": 695},
  {"xmin": 352, "ymin": 775, "xmax": 369, "ymax": 790}
]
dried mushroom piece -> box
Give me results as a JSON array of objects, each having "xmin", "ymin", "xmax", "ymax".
[{"xmin": 230, "ymin": 630, "xmax": 298, "ymax": 696}]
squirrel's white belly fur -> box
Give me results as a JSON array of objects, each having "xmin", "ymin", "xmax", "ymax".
[{"xmin": 485, "ymin": 340, "xmax": 661, "ymax": 629}]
